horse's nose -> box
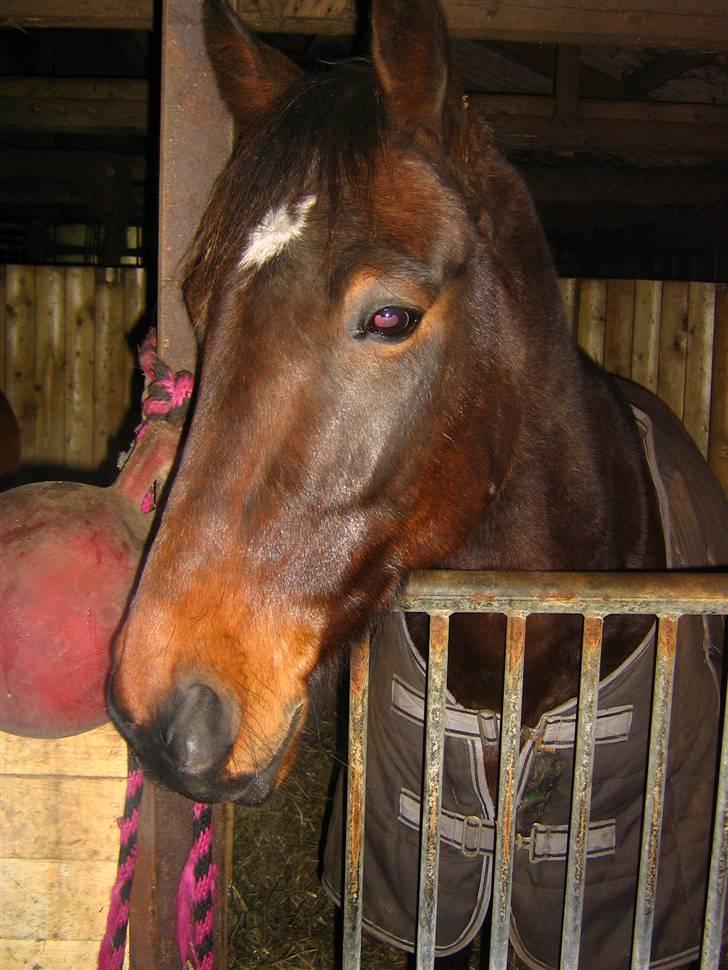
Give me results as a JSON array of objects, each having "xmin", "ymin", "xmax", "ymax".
[{"xmin": 159, "ymin": 682, "xmax": 238, "ymax": 777}]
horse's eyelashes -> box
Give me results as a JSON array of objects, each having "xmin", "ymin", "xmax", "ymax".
[{"xmin": 363, "ymin": 306, "xmax": 422, "ymax": 341}]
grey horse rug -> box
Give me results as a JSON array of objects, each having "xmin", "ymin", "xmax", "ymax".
[{"xmin": 323, "ymin": 380, "xmax": 728, "ymax": 969}]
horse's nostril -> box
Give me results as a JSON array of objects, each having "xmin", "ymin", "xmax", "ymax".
[{"xmin": 160, "ymin": 682, "xmax": 236, "ymax": 777}]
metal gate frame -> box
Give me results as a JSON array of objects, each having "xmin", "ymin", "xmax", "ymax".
[{"xmin": 342, "ymin": 570, "xmax": 728, "ymax": 970}]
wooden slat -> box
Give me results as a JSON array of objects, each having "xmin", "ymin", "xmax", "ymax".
[
  {"xmin": 604, "ymin": 279, "xmax": 635, "ymax": 378},
  {"xmin": 631, "ymin": 280, "xmax": 662, "ymax": 393},
  {"xmin": 4, "ymin": 266, "xmax": 36, "ymax": 460},
  {"xmin": 1, "ymin": 939, "xmax": 128, "ymax": 970},
  {"xmin": 709, "ymin": 286, "xmax": 728, "ymax": 495},
  {"xmin": 34, "ymin": 267, "xmax": 66, "ymax": 466},
  {"xmin": 657, "ymin": 281, "xmax": 689, "ymax": 420},
  {"xmin": 683, "ymin": 283, "xmax": 716, "ymax": 458},
  {"xmin": 64, "ymin": 267, "xmax": 96, "ymax": 469},
  {"xmin": 0, "ymin": 724, "xmax": 127, "ymax": 779},
  {"xmin": 558, "ymin": 278, "xmax": 578, "ymax": 336},
  {"xmin": 94, "ymin": 268, "xmax": 126, "ymax": 467},
  {"xmin": 123, "ymin": 268, "xmax": 146, "ymax": 417},
  {"xmin": 1, "ymin": 776, "xmax": 126, "ymax": 861},
  {"xmin": 0, "ymin": 858, "xmax": 120, "ymax": 941},
  {"xmin": 577, "ymin": 278, "xmax": 607, "ymax": 365}
]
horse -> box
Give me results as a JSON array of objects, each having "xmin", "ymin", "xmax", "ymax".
[{"xmin": 108, "ymin": 0, "xmax": 728, "ymax": 966}]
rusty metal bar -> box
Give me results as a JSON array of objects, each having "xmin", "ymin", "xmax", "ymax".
[
  {"xmin": 559, "ymin": 615, "xmax": 605, "ymax": 970},
  {"xmin": 700, "ymin": 690, "xmax": 728, "ymax": 968},
  {"xmin": 630, "ymin": 615, "xmax": 679, "ymax": 970},
  {"xmin": 415, "ymin": 613, "xmax": 450, "ymax": 970},
  {"xmin": 489, "ymin": 614, "xmax": 527, "ymax": 970},
  {"xmin": 343, "ymin": 634, "xmax": 371, "ymax": 970},
  {"xmin": 402, "ymin": 570, "xmax": 728, "ymax": 616}
]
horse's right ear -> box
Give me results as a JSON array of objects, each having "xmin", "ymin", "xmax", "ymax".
[{"xmin": 203, "ymin": 0, "xmax": 302, "ymax": 128}]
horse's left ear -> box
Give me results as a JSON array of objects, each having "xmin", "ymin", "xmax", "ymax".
[{"xmin": 371, "ymin": 0, "xmax": 451, "ymax": 150}]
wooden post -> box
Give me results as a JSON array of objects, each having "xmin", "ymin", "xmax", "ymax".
[{"xmin": 129, "ymin": 1, "xmax": 234, "ymax": 967}]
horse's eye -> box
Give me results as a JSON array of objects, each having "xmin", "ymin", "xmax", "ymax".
[{"xmin": 364, "ymin": 306, "xmax": 421, "ymax": 340}]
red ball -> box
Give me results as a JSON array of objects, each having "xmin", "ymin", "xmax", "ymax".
[{"xmin": 0, "ymin": 480, "xmax": 148, "ymax": 738}]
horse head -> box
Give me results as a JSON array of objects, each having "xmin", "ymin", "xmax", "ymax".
[{"xmin": 109, "ymin": 0, "xmax": 565, "ymax": 802}]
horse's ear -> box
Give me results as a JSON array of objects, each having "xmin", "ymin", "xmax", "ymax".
[
  {"xmin": 203, "ymin": 0, "xmax": 302, "ymax": 128},
  {"xmin": 371, "ymin": 0, "xmax": 450, "ymax": 150}
]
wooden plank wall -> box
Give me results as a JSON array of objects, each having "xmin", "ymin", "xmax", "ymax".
[
  {"xmin": 561, "ymin": 278, "xmax": 727, "ymax": 491},
  {"xmin": 0, "ymin": 265, "xmax": 145, "ymax": 474},
  {"xmin": 0, "ymin": 725, "xmax": 130, "ymax": 970}
]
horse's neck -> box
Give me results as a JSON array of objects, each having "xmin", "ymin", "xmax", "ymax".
[{"xmin": 408, "ymin": 358, "xmax": 666, "ymax": 724}]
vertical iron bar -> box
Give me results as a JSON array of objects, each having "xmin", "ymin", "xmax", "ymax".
[
  {"xmin": 343, "ymin": 634, "xmax": 371, "ymax": 970},
  {"xmin": 700, "ymin": 690, "xmax": 728, "ymax": 968},
  {"xmin": 415, "ymin": 613, "xmax": 450, "ymax": 970},
  {"xmin": 560, "ymin": 615, "xmax": 605, "ymax": 970},
  {"xmin": 489, "ymin": 613, "xmax": 528, "ymax": 970},
  {"xmin": 630, "ymin": 615, "xmax": 679, "ymax": 970}
]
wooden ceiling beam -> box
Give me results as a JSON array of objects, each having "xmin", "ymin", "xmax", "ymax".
[
  {"xmin": 517, "ymin": 163, "xmax": 728, "ymax": 207},
  {"xmin": 239, "ymin": 0, "xmax": 728, "ymax": 51},
  {"xmin": 0, "ymin": 1, "xmax": 726, "ymax": 50},
  {"xmin": 0, "ymin": 78, "xmax": 148, "ymax": 134},
  {"xmin": 475, "ymin": 94, "xmax": 728, "ymax": 158},
  {"xmin": 0, "ymin": 1, "xmax": 154, "ymax": 30}
]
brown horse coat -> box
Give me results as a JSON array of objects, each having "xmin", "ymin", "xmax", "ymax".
[{"xmin": 323, "ymin": 383, "xmax": 728, "ymax": 968}]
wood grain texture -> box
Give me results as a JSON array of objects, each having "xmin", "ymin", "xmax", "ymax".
[
  {"xmin": 64, "ymin": 266, "xmax": 96, "ymax": 469},
  {"xmin": 709, "ymin": 286, "xmax": 728, "ymax": 495},
  {"xmin": 34, "ymin": 267, "xmax": 66, "ymax": 465}
]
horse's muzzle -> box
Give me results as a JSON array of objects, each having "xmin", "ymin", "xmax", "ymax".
[{"xmin": 107, "ymin": 676, "xmax": 304, "ymax": 804}]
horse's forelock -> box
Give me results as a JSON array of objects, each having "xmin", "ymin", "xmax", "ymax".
[{"xmin": 183, "ymin": 63, "xmax": 388, "ymax": 332}]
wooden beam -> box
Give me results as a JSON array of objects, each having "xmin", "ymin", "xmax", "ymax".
[
  {"xmin": 517, "ymin": 163, "xmax": 728, "ymax": 208},
  {"xmin": 1, "ymin": 0, "xmax": 726, "ymax": 49},
  {"xmin": 237, "ymin": 0, "xmax": 728, "ymax": 50},
  {"xmin": 555, "ymin": 45, "xmax": 580, "ymax": 118},
  {"xmin": 0, "ymin": 146, "xmax": 146, "ymax": 184},
  {"xmin": 0, "ymin": 78, "xmax": 148, "ymax": 134},
  {"xmin": 623, "ymin": 51, "xmax": 719, "ymax": 95},
  {"xmin": 474, "ymin": 94, "xmax": 728, "ymax": 158},
  {"xmin": 0, "ymin": 1, "xmax": 153, "ymax": 30}
]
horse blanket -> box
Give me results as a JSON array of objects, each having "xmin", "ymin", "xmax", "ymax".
[{"xmin": 323, "ymin": 381, "xmax": 728, "ymax": 969}]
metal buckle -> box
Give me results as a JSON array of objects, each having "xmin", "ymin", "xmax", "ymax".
[{"xmin": 461, "ymin": 815, "xmax": 482, "ymax": 857}]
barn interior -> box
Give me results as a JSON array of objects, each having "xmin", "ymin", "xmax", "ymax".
[
  {"xmin": 1, "ymin": 3, "xmax": 727, "ymax": 280},
  {"xmin": 0, "ymin": 3, "xmax": 726, "ymax": 970}
]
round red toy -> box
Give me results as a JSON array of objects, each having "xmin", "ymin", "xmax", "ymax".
[{"xmin": 0, "ymin": 423, "xmax": 180, "ymax": 738}]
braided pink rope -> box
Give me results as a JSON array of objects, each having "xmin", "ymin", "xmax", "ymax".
[
  {"xmin": 135, "ymin": 328, "xmax": 194, "ymax": 513},
  {"xmin": 177, "ymin": 803, "xmax": 219, "ymax": 970},
  {"xmin": 98, "ymin": 767, "xmax": 144, "ymax": 970}
]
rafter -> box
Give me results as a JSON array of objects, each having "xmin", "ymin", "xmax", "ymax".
[{"xmin": 0, "ymin": 1, "xmax": 726, "ymax": 50}]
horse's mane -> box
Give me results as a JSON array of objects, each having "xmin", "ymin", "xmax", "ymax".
[{"xmin": 183, "ymin": 62, "xmax": 388, "ymax": 330}]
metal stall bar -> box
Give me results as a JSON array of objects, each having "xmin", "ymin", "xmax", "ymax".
[
  {"xmin": 560, "ymin": 615, "xmax": 605, "ymax": 970},
  {"xmin": 398, "ymin": 570, "xmax": 728, "ymax": 970},
  {"xmin": 630, "ymin": 615, "xmax": 679, "ymax": 970},
  {"xmin": 489, "ymin": 613, "xmax": 527, "ymax": 970},
  {"xmin": 402, "ymin": 570, "xmax": 728, "ymax": 618},
  {"xmin": 343, "ymin": 634, "xmax": 371, "ymax": 970},
  {"xmin": 701, "ymin": 693, "xmax": 728, "ymax": 967},
  {"xmin": 415, "ymin": 613, "xmax": 451, "ymax": 970}
]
